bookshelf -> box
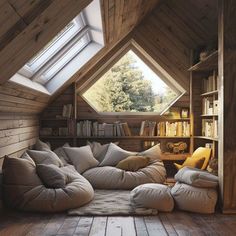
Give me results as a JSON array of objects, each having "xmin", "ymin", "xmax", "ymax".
[{"xmin": 190, "ymin": 50, "xmax": 218, "ymax": 158}]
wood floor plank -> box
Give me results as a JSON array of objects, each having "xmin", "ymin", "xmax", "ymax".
[
  {"xmin": 89, "ymin": 217, "xmax": 107, "ymax": 236},
  {"xmin": 56, "ymin": 216, "xmax": 80, "ymax": 235},
  {"xmin": 74, "ymin": 217, "xmax": 94, "ymax": 236},
  {"xmin": 106, "ymin": 217, "xmax": 136, "ymax": 236},
  {"xmin": 159, "ymin": 213, "xmax": 178, "ymax": 236},
  {"xmin": 144, "ymin": 216, "xmax": 168, "ymax": 236},
  {"xmin": 134, "ymin": 217, "xmax": 148, "ymax": 236}
]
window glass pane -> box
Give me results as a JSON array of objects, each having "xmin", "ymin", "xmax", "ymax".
[
  {"xmin": 41, "ymin": 34, "xmax": 90, "ymax": 82},
  {"xmin": 27, "ymin": 15, "xmax": 84, "ymax": 72},
  {"xmin": 82, "ymin": 50, "xmax": 180, "ymax": 114}
]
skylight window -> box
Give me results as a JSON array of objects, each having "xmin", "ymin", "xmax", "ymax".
[{"xmin": 82, "ymin": 50, "xmax": 184, "ymax": 114}]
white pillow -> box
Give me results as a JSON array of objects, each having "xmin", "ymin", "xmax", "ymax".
[
  {"xmin": 87, "ymin": 141, "xmax": 119, "ymax": 163},
  {"xmin": 53, "ymin": 143, "xmax": 71, "ymax": 165},
  {"xmin": 138, "ymin": 144, "xmax": 162, "ymax": 161},
  {"xmin": 99, "ymin": 143, "xmax": 136, "ymax": 167},
  {"xmin": 63, "ymin": 146, "xmax": 99, "ymax": 173}
]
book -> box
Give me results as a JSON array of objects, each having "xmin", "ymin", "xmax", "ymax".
[{"xmin": 62, "ymin": 104, "xmax": 73, "ymax": 118}]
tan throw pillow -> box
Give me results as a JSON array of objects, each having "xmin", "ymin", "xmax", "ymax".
[
  {"xmin": 36, "ymin": 164, "xmax": 66, "ymax": 189},
  {"xmin": 35, "ymin": 139, "xmax": 51, "ymax": 151},
  {"xmin": 116, "ymin": 156, "xmax": 150, "ymax": 171},
  {"xmin": 137, "ymin": 144, "xmax": 162, "ymax": 161},
  {"xmin": 63, "ymin": 146, "xmax": 99, "ymax": 174},
  {"xmin": 99, "ymin": 143, "xmax": 137, "ymax": 167},
  {"xmin": 27, "ymin": 150, "xmax": 64, "ymax": 167}
]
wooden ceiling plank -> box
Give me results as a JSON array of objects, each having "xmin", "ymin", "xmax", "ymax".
[{"xmin": 0, "ymin": 0, "xmax": 92, "ymax": 84}]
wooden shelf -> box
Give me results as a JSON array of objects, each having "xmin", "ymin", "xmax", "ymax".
[
  {"xmin": 188, "ymin": 50, "xmax": 218, "ymax": 71},
  {"xmin": 40, "ymin": 118, "xmax": 71, "ymax": 121},
  {"xmin": 75, "ymin": 136, "xmax": 191, "ymax": 140},
  {"xmin": 194, "ymin": 136, "xmax": 218, "ymax": 141},
  {"xmin": 161, "ymin": 153, "xmax": 189, "ymax": 161},
  {"xmin": 40, "ymin": 136, "xmax": 75, "ymax": 139},
  {"xmin": 201, "ymin": 114, "xmax": 218, "ymax": 117},
  {"xmin": 201, "ymin": 90, "xmax": 218, "ymax": 96}
]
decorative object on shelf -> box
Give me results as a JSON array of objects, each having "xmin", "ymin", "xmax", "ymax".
[
  {"xmin": 165, "ymin": 107, "xmax": 181, "ymax": 119},
  {"xmin": 181, "ymin": 108, "xmax": 189, "ymax": 118},
  {"xmin": 166, "ymin": 142, "xmax": 188, "ymax": 154}
]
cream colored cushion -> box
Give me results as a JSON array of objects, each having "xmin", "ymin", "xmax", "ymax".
[
  {"xmin": 116, "ymin": 156, "xmax": 150, "ymax": 171},
  {"xmin": 27, "ymin": 150, "xmax": 64, "ymax": 167},
  {"xmin": 3, "ymin": 156, "xmax": 94, "ymax": 212},
  {"xmin": 171, "ymin": 182, "xmax": 218, "ymax": 214},
  {"xmin": 53, "ymin": 143, "xmax": 71, "ymax": 165},
  {"xmin": 130, "ymin": 183, "xmax": 174, "ymax": 212},
  {"xmin": 174, "ymin": 167, "xmax": 219, "ymax": 188},
  {"xmin": 63, "ymin": 146, "xmax": 99, "ymax": 174},
  {"xmin": 36, "ymin": 164, "xmax": 66, "ymax": 188},
  {"xmin": 137, "ymin": 144, "xmax": 162, "ymax": 161},
  {"xmin": 99, "ymin": 143, "xmax": 136, "ymax": 166},
  {"xmin": 35, "ymin": 139, "xmax": 51, "ymax": 151},
  {"xmin": 83, "ymin": 160, "xmax": 166, "ymax": 190}
]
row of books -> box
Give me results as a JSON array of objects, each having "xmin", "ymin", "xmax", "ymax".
[
  {"xmin": 202, "ymin": 119, "xmax": 218, "ymax": 138},
  {"xmin": 76, "ymin": 120, "xmax": 132, "ymax": 137},
  {"xmin": 202, "ymin": 97, "xmax": 218, "ymax": 115},
  {"xmin": 203, "ymin": 74, "xmax": 218, "ymax": 92},
  {"xmin": 157, "ymin": 121, "xmax": 190, "ymax": 137},
  {"xmin": 139, "ymin": 121, "xmax": 157, "ymax": 136}
]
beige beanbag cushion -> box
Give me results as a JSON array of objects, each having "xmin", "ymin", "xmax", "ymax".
[
  {"xmin": 171, "ymin": 182, "xmax": 218, "ymax": 214},
  {"xmin": 63, "ymin": 146, "xmax": 99, "ymax": 173},
  {"xmin": 99, "ymin": 143, "xmax": 136, "ymax": 166},
  {"xmin": 116, "ymin": 156, "xmax": 150, "ymax": 171},
  {"xmin": 131, "ymin": 183, "xmax": 174, "ymax": 212},
  {"xmin": 83, "ymin": 160, "xmax": 166, "ymax": 190},
  {"xmin": 3, "ymin": 156, "xmax": 94, "ymax": 212},
  {"xmin": 174, "ymin": 167, "xmax": 219, "ymax": 188},
  {"xmin": 27, "ymin": 149, "xmax": 64, "ymax": 167}
]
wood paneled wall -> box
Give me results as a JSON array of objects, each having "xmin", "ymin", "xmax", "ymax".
[
  {"xmin": 0, "ymin": 81, "xmax": 50, "ymax": 168},
  {"xmin": 218, "ymin": 0, "xmax": 236, "ymax": 213}
]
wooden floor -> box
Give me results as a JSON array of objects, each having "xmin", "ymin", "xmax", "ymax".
[{"xmin": 0, "ymin": 209, "xmax": 236, "ymax": 236}]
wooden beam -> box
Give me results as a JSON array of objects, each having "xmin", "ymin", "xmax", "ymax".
[
  {"xmin": 0, "ymin": 0, "xmax": 92, "ymax": 84},
  {"xmin": 218, "ymin": 0, "xmax": 236, "ymax": 213}
]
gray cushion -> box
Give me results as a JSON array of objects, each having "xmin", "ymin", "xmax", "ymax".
[
  {"xmin": 2, "ymin": 156, "xmax": 94, "ymax": 212},
  {"xmin": 99, "ymin": 143, "xmax": 136, "ymax": 166},
  {"xmin": 27, "ymin": 150, "xmax": 64, "ymax": 167},
  {"xmin": 21, "ymin": 152, "xmax": 35, "ymax": 166},
  {"xmin": 53, "ymin": 143, "xmax": 71, "ymax": 165},
  {"xmin": 137, "ymin": 144, "xmax": 162, "ymax": 161},
  {"xmin": 131, "ymin": 183, "xmax": 174, "ymax": 212},
  {"xmin": 83, "ymin": 160, "xmax": 166, "ymax": 190},
  {"xmin": 35, "ymin": 139, "xmax": 51, "ymax": 151},
  {"xmin": 36, "ymin": 164, "xmax": 66, "ymax": 188},
  {"xmin": 174, "ymin": 167, "xmax": 219, "ymax": 188},
  {"xmin": 171, "ymin": 182, "xmax": 218, "ymax": 214},
  {"xmin": 63, "ymin": 146, "xmax": 99, "ymax": 174}
]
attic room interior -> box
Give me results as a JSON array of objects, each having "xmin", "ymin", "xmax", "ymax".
[{"xmin": 0, "ymin": 0, "xmax": 236, "ymax": 235}]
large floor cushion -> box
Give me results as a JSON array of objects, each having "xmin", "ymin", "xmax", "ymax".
[
  {"xmin": 175, "ymin": 167, "xmax": 219, "ymax": 188},
  {"xmin": 83, "ymin": 160, "xmax": 166, "ymax": 190},
  {"xmin": 171, "ymin": 182, "xmax": 218, "ymax": 214},
  {"xmin": 130, "ymin": 183, "xmax": 174, "ymax": 212},
  {"xmin": 2, "ymin": 156, "xmax": 94, "ymax": 212}
]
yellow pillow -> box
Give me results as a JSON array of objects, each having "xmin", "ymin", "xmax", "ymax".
[
  {"xmin": 174, "ymin": 157, "xmax": 205, "ymax": 170},
  {"xmin": 116, "ymin": 156, "xmax": 150, "ymax": 172}
]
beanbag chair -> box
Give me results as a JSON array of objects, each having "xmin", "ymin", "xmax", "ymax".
[
  {"xmin": 171, "ymin": 182, "xmax": 218, "ymax": 214},
  {"xmin": 83, "ymin": 160, "xmax": 166, "ymax": 190},
  {"xmin": 130, "ymin": 183, "xmax": 174, "ymax": 212},
  {"xmin": 2, "ymin": 155, "xmax": 94, "ymax": 212}
]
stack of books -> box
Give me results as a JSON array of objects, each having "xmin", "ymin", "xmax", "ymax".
[
  {"xmin": 139, "ymin": 121, "xmax": 156, "ymax": 136},
  {"xmin": 202, "ymin": 98, "xmax": 218, "ymax": 115},
  {"xmin": 203, "ymin": 75, "xmax": 218, "ymax": 92},
  {"xmin": 157, "ymin": 121, "xmax": 190, "ymax": 137},
  {"xmin": 202, "ymin": 119, "xmax": 218, "ymax": 138}
]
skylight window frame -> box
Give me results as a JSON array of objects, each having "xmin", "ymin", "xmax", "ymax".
[{"xmin": 79, "ymin": 40, "xmax": 186, "ymax": 116}]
